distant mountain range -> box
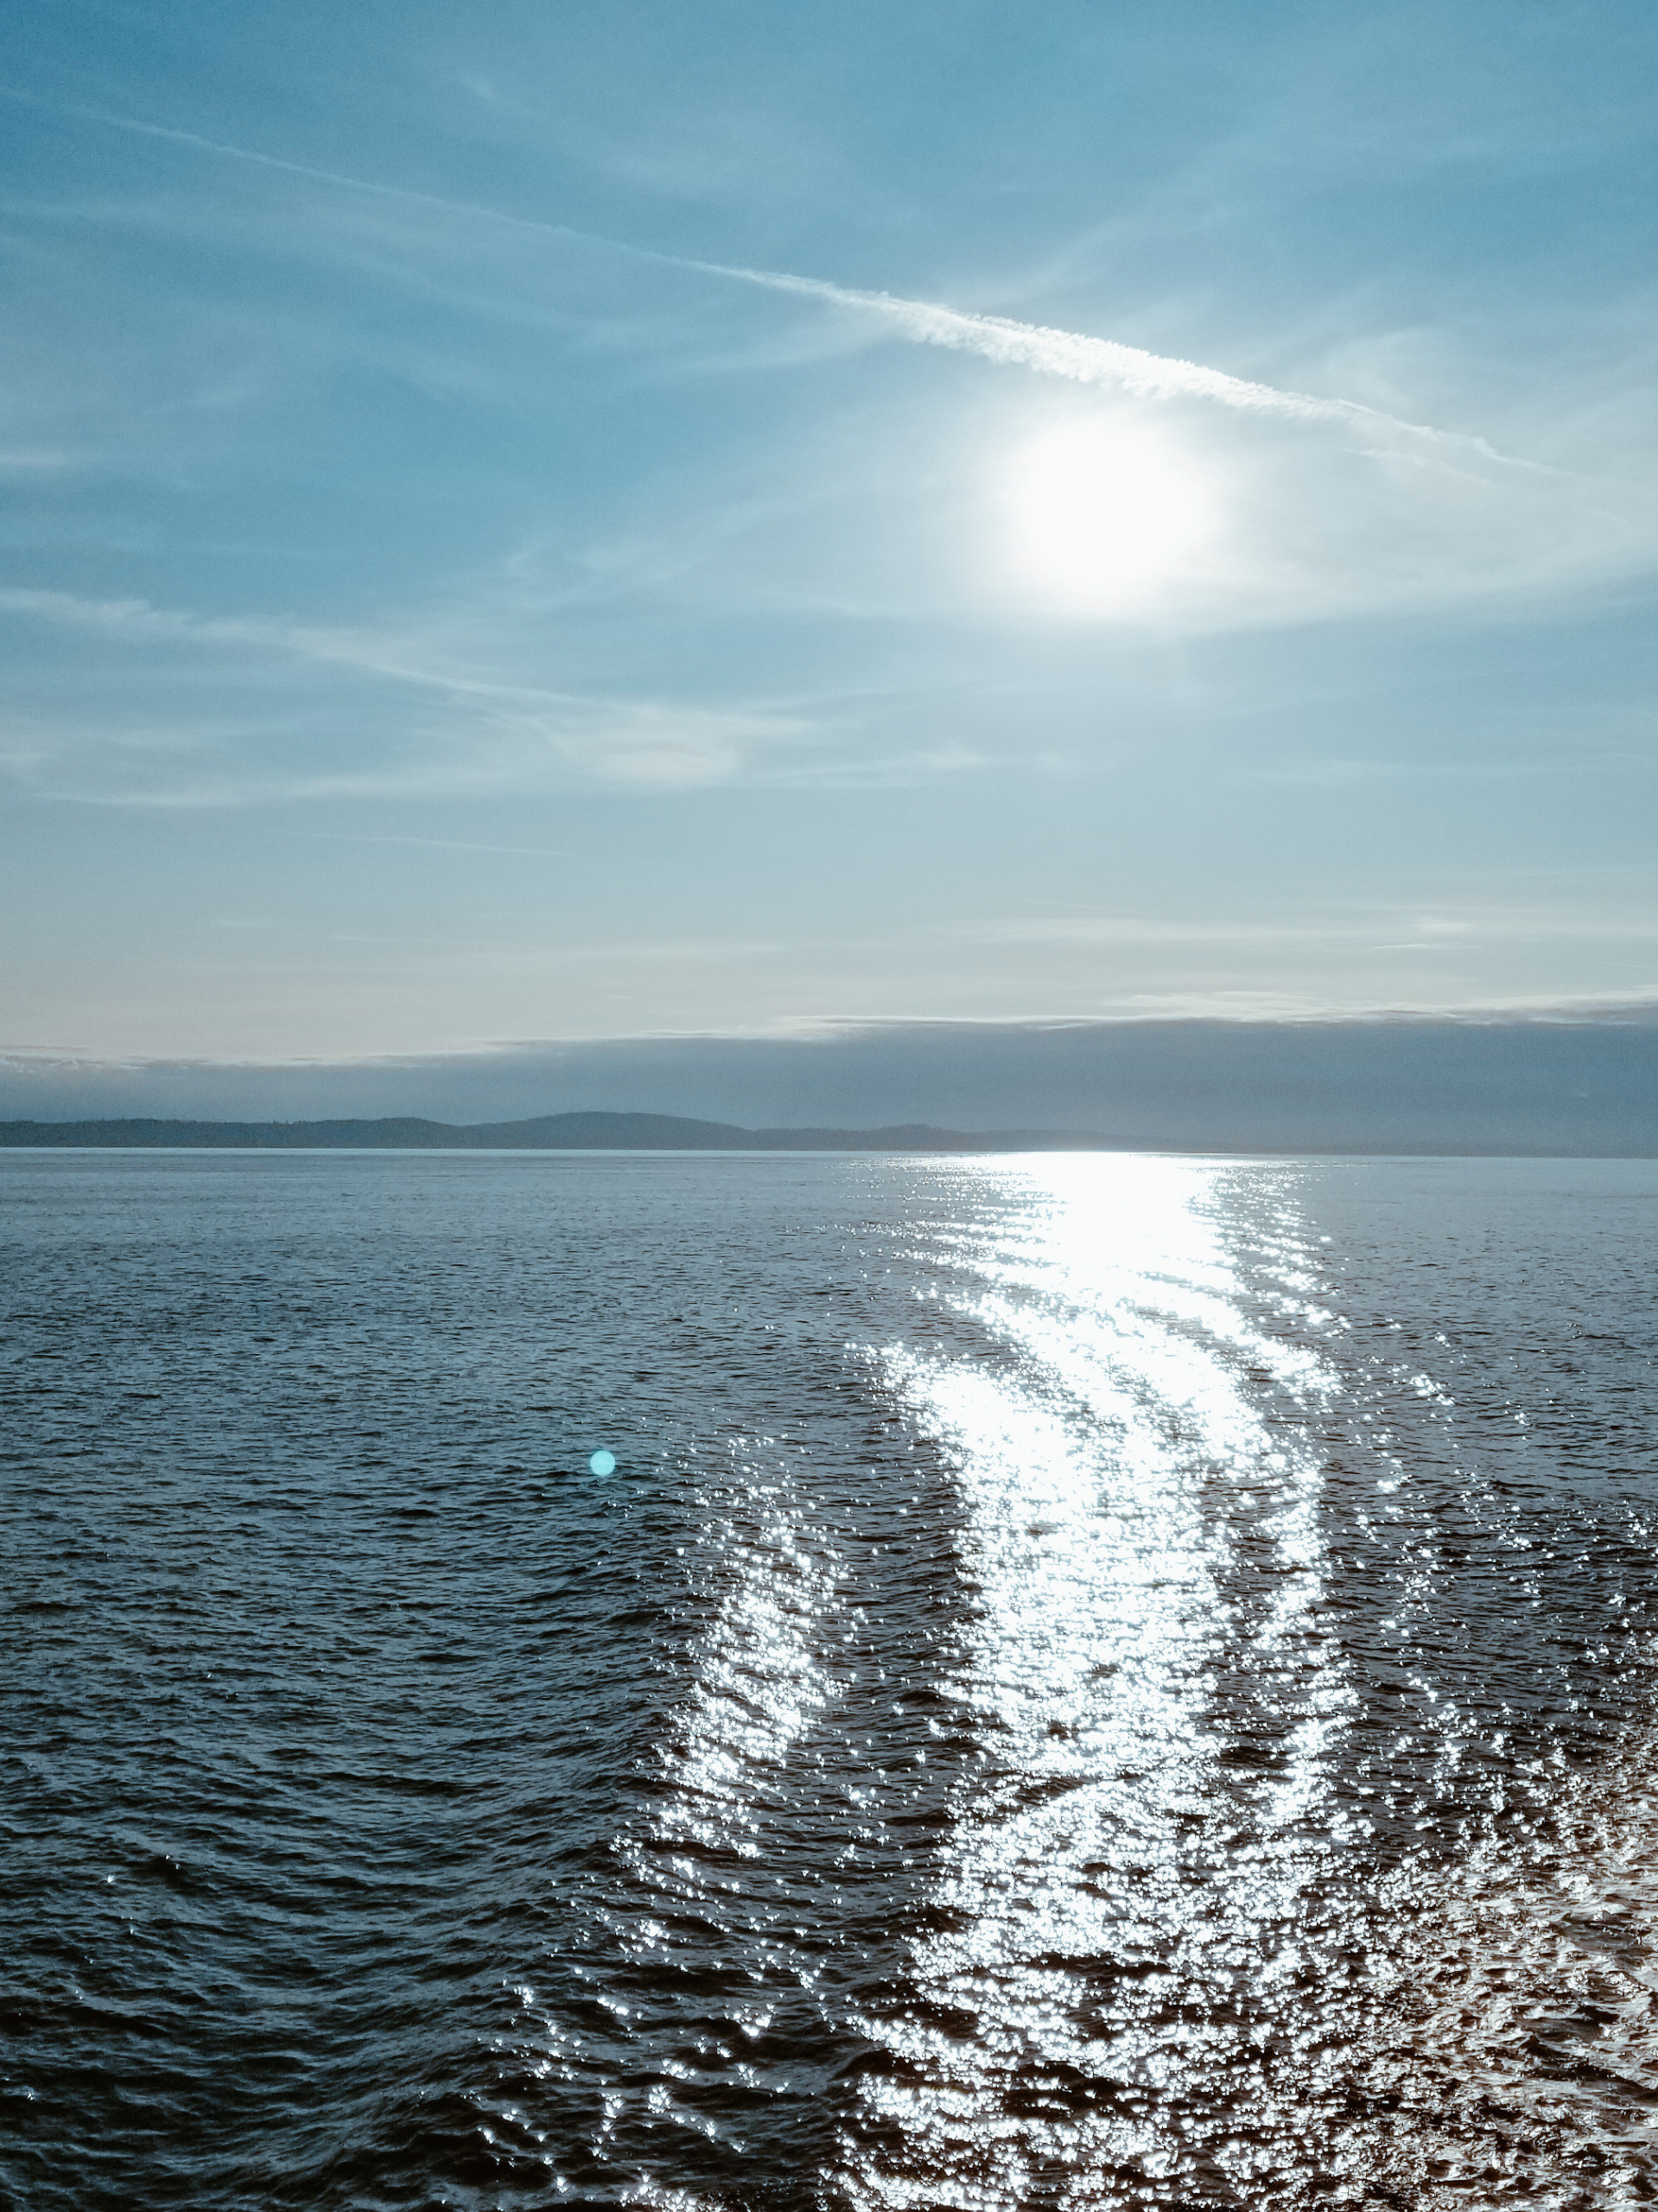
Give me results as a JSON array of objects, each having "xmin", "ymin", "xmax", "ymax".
[{"xmin": 0, "ymin": 1111, "xmax": 1114, "ymax": 1152}]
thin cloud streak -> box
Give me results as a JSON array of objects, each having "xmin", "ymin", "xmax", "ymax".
[
  {"xmin": 695, "ymin": 264, "xmax": 1429, "ymax": 440},
  {"xmin": 0, "ymin": 588, "xmax": 809, "ymax": 804},
  {"xmin": 0, "ymin": 84, "xmax": 613, "ymax": 253},
  {"xmin": 290, "ymin": 832, "xmax": 575, "ymax": 859},
  {"xmin": 3, "ymin": 84, "xmax": 1520, "ymax": 461}
]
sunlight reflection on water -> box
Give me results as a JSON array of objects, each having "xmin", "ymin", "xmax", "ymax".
[
  {"xmin": 836, "ymin": 1157, "xmax": 1363, "ymax": 2205},
  {"xmin": 11, "ymin": 1152, "xmax": 1658, "ymax": 2211},
  {"xmin": 571, "ymin": 1154, "xmax": 1658, "ymax": 2209}
]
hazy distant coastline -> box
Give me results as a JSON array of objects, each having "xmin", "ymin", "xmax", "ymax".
[
  {"xmin": 0, "ymin": 1111, "xmax": 1107, "ymax": 1154},
  {"xmin": 1, "ymin": 1096, "xmax": 1654, "ymax": 1154}
]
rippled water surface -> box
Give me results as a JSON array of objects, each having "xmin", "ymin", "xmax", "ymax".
[{"xmin": 4, "ymin": 1150, "xmax": 1658, "ymax": 2209}]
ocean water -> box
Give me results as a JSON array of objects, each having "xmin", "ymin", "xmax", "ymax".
[{"xmin": 3, "ymin": 1149, "xmax": 1657, "ymax": 2211}]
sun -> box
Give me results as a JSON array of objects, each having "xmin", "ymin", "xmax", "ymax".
[{"xmin": 1007, "ymin": 415, "xmax": 1218, "ymax": 611}]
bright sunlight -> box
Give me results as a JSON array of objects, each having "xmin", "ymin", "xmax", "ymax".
[{"xmin": 1007, "ymin": 415, "xmax": 1219, "ymax": 612}]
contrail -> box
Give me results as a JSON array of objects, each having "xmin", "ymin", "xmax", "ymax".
[
  {"xmin": 684, "ymin": 265, "xmax": 1539, "ymax": 467},
  {"xmin": 685, "ymin": 264, "xmax": 1347, "ymax": 424},
  {"xmin": 5, "ymin": 85, "xmax": 1525, "ymax": 460},
  {"xmin": 0, "ymin": 84, "xmax": 619, "ymax": 253}
]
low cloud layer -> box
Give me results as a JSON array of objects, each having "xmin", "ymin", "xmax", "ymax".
[{"xmin": 3, "ymin": 1015, "xmax": 1655, "ymax": 1156}]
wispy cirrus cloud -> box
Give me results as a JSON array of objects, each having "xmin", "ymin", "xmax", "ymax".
[
  {"xmin": 15, "ymin": 84, "xmax": 1646, "ymax": 652},
  {"xmin": 0, "ymin": 586, "xmax": 807, "ymax": 801},
  {"xmin": 1, "ymin": 85, "xmax": 1518, "ymax": 458},
  {"xmin": 33, "ymin": 81, "xmax": 1644, "ymax": 658}
]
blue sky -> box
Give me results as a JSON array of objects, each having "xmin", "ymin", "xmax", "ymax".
[{"xmin": 3, "ymin": 0, "xmax": 1656, "ymax": 1077}]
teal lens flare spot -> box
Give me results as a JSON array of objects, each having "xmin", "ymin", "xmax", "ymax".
[{"xmin": 588, "ymin": 1449, "xmax": 617, "ymax": 1478}]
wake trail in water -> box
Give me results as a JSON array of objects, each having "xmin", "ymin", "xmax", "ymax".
[
  {"xmin": 546, "ymin": 1158, "xmax": 1658, "ymax": 2208},
  {"xmin": 7, "ymin": 1152, "xmax": 1658, "ymax": 2209}
]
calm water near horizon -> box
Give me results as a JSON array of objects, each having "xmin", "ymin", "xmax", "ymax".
[{"xmin": 4, "ymin": 1149, "xmax": 1658, "ymax": 2209}]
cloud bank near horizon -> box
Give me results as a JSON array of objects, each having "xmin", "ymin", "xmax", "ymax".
[{"xmin": 3, "ymin": 1014, "xmax": 1655, "ymax": 1157}]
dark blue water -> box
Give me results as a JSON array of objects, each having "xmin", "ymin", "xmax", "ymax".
[{"xmin": 3, "ymin": 1151, "xmax": 1657, "ymax": 2209}]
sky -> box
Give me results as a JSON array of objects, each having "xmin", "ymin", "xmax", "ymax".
[{"xmin": 3, "ymin": 0, "xmax": 1656, "ymax": 1104}]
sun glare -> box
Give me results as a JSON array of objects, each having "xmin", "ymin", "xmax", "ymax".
[{"xmin": 1007, "ymin": 416, "xmax": 1218, "ymax": 611}]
